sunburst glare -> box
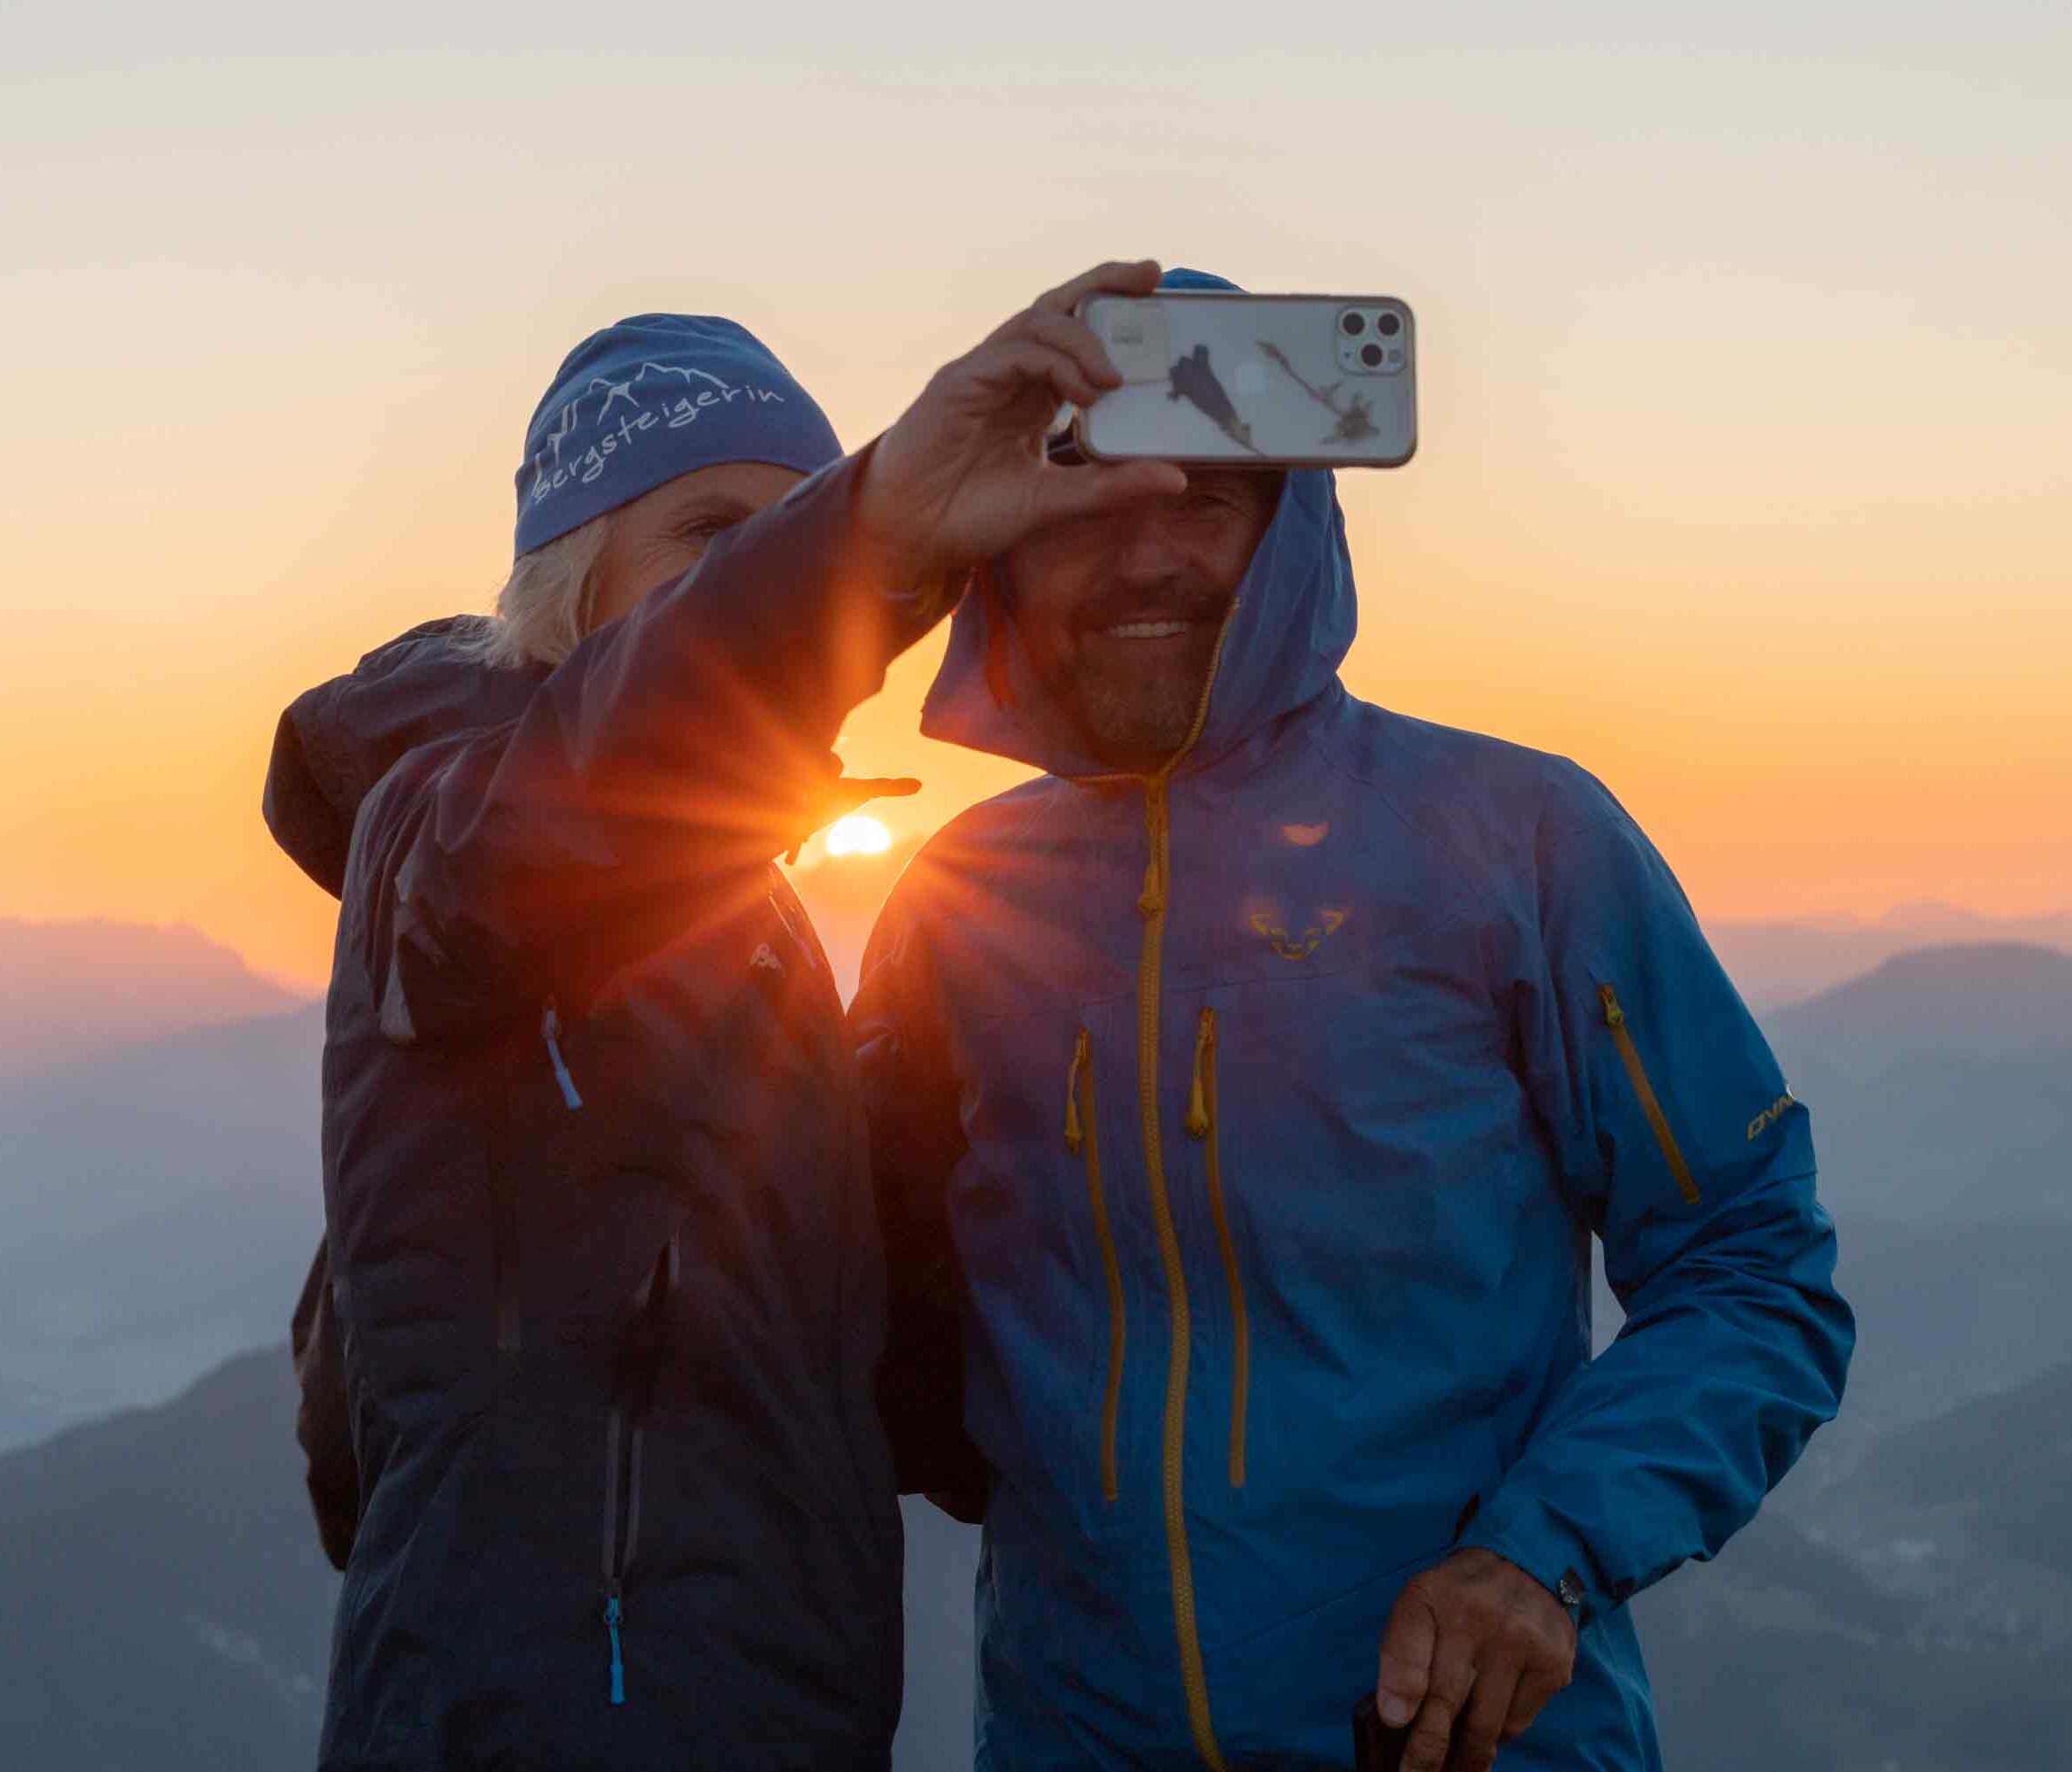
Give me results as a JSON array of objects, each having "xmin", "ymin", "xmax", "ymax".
[{"xmin": 824, "ymin": 813, "xmax": 893, "ymax": 858}]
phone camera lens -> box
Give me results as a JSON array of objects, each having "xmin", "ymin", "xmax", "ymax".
[
  {"xmin": 1341, "ymin": 311, "xmax": 1365, "ymax": 337},
  {"xmin": 1377, "ymin": 312, "xmax": 1402, "ymax": 337},
  {"xmin": 1360, "ymin": 342, "xmax": 1384, "ymax": 368}
]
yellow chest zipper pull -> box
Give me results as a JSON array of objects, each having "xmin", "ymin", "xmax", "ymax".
[
  {"xmin": 1137, "ymin": 780, "xmax": 1168, "ymax": 917},
  {"xmin": 1064, "ymin": 1028, "xmax": 1089, "ymax": 1155},
  {"xmin": 1186, "ymin": 1010, "xmax": 1213, "ymax": 1138}
]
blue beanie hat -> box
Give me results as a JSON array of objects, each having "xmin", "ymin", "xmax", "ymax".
[
  {"xmin": 514, "ymin": 313, "xmax": 843, "ymax": 557},
  {"xmin": 1160, "ymin": 265, "xmax": 1241, "ymax": 294}
]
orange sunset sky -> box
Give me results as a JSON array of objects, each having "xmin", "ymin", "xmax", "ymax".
[{"xmin": 4, "ymin": 4, "xmax": 2067, "ymax": 991}]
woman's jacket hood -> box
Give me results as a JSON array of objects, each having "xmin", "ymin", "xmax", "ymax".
[{"xmin": 262, "ymin": 619, "xmax": 543, "ymax": 899}]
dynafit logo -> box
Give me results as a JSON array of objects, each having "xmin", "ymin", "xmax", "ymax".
[
  {"xmin": 1248, "ymin": 906, "xmax": 1347, "ymax": 961},
  {"xmin": 1746, "ymin": 1092, "xmax": 1799, "ymax": 1141},
  {"xmin": 527, "ymin": 361, "xmax": 790, "ymax": 504}
]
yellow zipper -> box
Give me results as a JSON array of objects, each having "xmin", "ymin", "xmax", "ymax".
[
  {"xmin": 1125, "ymin": 610, "xmax": 1238, "ymax": 1772},
  {"xmin": 1187, "ymin": 1009, "xmax": 1249, "ymax": 1490},
  {"xmin": 1597, "ymin": 984, "xmax": 1701, "ymax": 1205},
  {"xmin": 1066, "ymin": 1028, "xmax": 1127, "ymax": 1505}
]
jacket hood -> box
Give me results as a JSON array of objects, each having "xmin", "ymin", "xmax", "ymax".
[
  {"xmin": 920, "ymin": 463, "xmax": 1356, "ymax": 779},
  {"xmin": 920, "ymin": 270, "xmax": 1358, "ymax": 778},
  {"xmin": 262, "ymin": 618, "xmax": 545, "ymax": 897}
]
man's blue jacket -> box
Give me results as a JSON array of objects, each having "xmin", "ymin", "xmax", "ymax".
[{"xmin": 853, "ymin": 462, "xmax": 1854, "ymax": 1769}]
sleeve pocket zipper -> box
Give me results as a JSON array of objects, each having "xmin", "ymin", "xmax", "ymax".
[
  {"xmin": 1597, "ymin": 984, "xmax": 1701, "ymax": 1205},
  {"xmin": 1065, "ymin": 1028, "xmax": 1127, "ymax": 1504}
]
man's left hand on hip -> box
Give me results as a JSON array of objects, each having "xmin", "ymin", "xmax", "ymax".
[{"xmin": 1375, "ymin": 1547, "xmax": 1578, "ymax": 1772}]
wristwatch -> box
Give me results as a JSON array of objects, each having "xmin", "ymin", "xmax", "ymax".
[{"xmin": 1556, "ymin": 1569, "xmax": 1587, "ymax": 1626}]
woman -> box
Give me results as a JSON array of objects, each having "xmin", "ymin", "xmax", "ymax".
[{"xmin": 262, "ymin": 263, "xmax": 1180, "ymax": 1770}]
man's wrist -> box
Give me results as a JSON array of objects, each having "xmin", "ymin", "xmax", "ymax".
[
  {"xmin": 848, "ymin": 431, "xmax": 938, "ymax": 593},
  {"xmin": 846, "ymin": 434, "xmax": 970, "ymax": 633},
  {"xmin": 1456, "ymin": 1511, "xmax": 1598, "ymax": 1632}
]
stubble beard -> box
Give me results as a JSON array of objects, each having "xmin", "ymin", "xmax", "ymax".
[{"xmin": 1070, "ymin": 646, "xmax": 1214, "ymax": 769}]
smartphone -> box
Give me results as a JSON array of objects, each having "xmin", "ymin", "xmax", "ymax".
[
  {"xmin": 1071, "ymin": 290, "xmax": 1417, "ymax": 469},
  {"xmin": 1352, "ymin": 1692, "xmax": 1411, "ymax": 1772}
]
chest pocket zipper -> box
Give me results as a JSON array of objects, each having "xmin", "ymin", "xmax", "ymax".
[
  {"xmin": 1065, "ymin": 1029, "xmax": 1127, "ymax": 1505},
  {"xmin": 1186, "ymin": 1009, "xmax": 1249, "ymax": 1490},
  {"xmin": 1597, "ymin": 985, "xmax": 1701, "ymax": 1205},
  {"xmin": 599, "ymin": 1234, "xmax": 679, "ymax": 1705}
]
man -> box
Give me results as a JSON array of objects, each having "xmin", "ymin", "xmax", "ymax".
[
  {"xmin": 262, "ymin": 261, "xmax": 1182, "ymax": 1769},
  {"xmin": 855, "ymin": 268, "xmax": 1854, "ymax": 1770}
]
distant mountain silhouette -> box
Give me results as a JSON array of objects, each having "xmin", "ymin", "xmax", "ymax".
[
  {"xmin": 0, "ymin": 917, "xmax": 310, "ymax": 1082},
  {"xmin": 1763, "ymin": 944, "xmax": 2072, "ymax": 1225},
  {"xmin": 1771, "ymin": 942, "xmax": 2072, "ymax": 1065},
  {"xmin": 0, "ymin": 1006, "xmax": 325, "ymax": 1450},
  {"xmin": 1633, "ymin": 1501, "xmax": 2072, "ymax": 1772},
  {"xmin": 0, "ymin": 1348, "xmax": 336, "ymax": 1769},
  {"xmin": 1832, "ymin": 1359, "xmax": 2072, "ymax": 1589},
  {"xmin": 1710, "ymin": 905, "xmax": 2072, "ymax": 1010}
]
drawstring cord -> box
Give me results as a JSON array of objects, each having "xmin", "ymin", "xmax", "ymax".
[
  {"xmin": 1186, "ymin": 1010, "xmax": 1213, "ymax": 1138},
  {"xmin": 1136, "ymin": 781, "xmax": 1167, "ymax": 917},
  {"xmin": 1065, "ymin": 1026, "xmax": 1127, "ymax": 1504},
  {"xmin": 1064, "ymin": 1028, "xmax": 1089, "ymax": 1155},
  {"xmin": 1184, "ymin": 1006, "xmax": 1249, "ymax": 1490}
]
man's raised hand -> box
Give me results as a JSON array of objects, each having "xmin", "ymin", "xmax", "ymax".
[
  {"xmin": 856, "ymin": 260, "xmax": 1188, "ymax": 585},
  {"xmin": 1373, "ymin": 1548, "xmax": 1577, "ymax": 1772}
]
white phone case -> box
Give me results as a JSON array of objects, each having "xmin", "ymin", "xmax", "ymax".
[{"xmin": 1072, "ymin": 291, "xmax": 1418, "ymax": 469}]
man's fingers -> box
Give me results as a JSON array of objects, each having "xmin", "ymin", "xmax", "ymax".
[
  {"xmin": 1015, "ymin": 308, "xmax": 1124, "ymax": 393},
  {"xmin": 970, "ymin": 340, "xmax": 1110, "ymax": 413},
  {"xmin": 1374, "ymin": 1587, "xmax": 1440, "ymax": 1729},
  {"xmin": 1400, "ymin": 1628, "xmax": 1477, "ymax": 1772},
  {"xmin": 1027, "ymin": 460, "xmax": 1187, "ymax": 530},
  {"xmin": 1033, "ymin": 258, "xmax": 1162, "ymax": 317},
  {"xmin": 1450, "ymin": 1662, "xmax": 1521, "ymax": 1772},
  {"xmin": 1500, "ymin": 1659, "xmax": 1570, "ymax": 1743}
]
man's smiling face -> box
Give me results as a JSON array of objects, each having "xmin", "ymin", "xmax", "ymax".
[{"xmin": 1001, "ymin": 468, "xmax": 1281, "ymax": 773}]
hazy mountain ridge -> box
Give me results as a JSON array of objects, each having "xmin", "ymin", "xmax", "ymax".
[
  {"xmin": 0, "ymin": 1004, "xmax": 326, "ymax": 1451},
  {"xmin": 0, "ymin": 917, "xmax": 311, "ymax": 1082},
  {"xmin": 1763, "ymin": 943, "xmax": 2072, "ymax": 1226},
  {"xmin": 0, "ymin": 1349, "xmax": 335, "ymax": 1770},
  {"xmin": 1634, "ymin": 1507, "xmax": 2072, "ymax": 1772},
  {"xmin": 1710, "ymin": 904, "xmax": 2072, "ymax": 1010}
]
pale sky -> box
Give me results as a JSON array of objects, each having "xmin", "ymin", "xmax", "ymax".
[{"xmin": 3, "ymin": 0, "xmax": 2067, "ymax": 986}]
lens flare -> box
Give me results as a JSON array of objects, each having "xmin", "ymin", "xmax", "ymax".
[{"xmin": 824, "ymin": 814, "xmax": 893, "ymax": 858}]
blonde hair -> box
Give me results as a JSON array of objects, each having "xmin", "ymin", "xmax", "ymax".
[{"xmin": 463, "ymin": 510, "xmax": 616, "ymax": 670}]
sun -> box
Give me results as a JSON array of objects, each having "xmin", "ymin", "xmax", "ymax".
[{"xmin": 823, "ymin": 814, "xmax": 893, "ymax": 858}]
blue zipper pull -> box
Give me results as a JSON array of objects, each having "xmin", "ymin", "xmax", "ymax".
[
  {"xmin": 543, "ymin": 1002, "xmax": 583, "ymax": 1110},
  {"xmin": 604, "ymin": 1590, "xmax": 625, "ymax": 1706}
]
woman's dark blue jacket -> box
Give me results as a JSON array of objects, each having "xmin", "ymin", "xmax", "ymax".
[{"xmin": 264, "ymin": 459, "xmax": 919, "ymax": 1771}]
